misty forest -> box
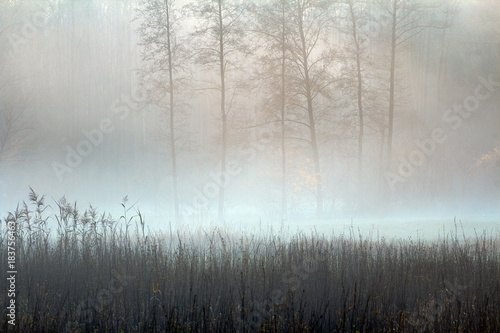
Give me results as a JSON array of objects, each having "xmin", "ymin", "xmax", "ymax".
[{"xmin": 1, "ymin": 0, "xmax": 500, "ymax": 332}]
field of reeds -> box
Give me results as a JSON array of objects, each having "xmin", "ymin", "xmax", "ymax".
[{"xmin": 1, "ymin": 189, "xmax": 500, "ymax": 332}]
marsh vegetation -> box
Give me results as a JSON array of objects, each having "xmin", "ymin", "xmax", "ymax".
[{"xmin": 2, "ymin": 190, "xmax": 499, "ymax": 332}]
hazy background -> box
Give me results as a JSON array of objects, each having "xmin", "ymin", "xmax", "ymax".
[{"xmin": 1, "ymin": 0, "xmax": 499, "ymax": 238}]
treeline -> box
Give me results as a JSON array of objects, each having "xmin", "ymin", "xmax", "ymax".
[
  {"xmin": 135, "ymin": 0, "xmax": 499, "ymax": 221},
  {"xmin": 1, "ymin": 0, "xmax": 498, "ymax": 221}
]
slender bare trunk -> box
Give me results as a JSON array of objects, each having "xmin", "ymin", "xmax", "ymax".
[
  {"xmin": 217, "ymin": 0, "xmax": 227, "ymax": 223},
  {"xmin": 298, "ymin": 1, "xmax": 323, "ymax": 216},
  {"xmin": 349, "ymin": 2, "xmax": 364, "ymax": 206},
  {"xmin": 386, "ymin": 0, "xmax": 397, "ymax": 175},
  {"xmin": 280, "ymin": 0, "xmax": 287, "ymax": 221},
  {"xmin": 165, "ymin": 0, "xmax": 179, "ymax": 222}
]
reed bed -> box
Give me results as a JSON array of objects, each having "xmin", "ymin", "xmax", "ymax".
[{"xmin": 1, "ymin": 189, "xmax": 499, "ymax": 332}]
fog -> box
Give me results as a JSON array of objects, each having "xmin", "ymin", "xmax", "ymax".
[{"xmin": 1, "ymin": 0, "xmax": 499, "ymax": 239}]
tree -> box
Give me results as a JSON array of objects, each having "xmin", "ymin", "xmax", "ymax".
[
  {"xmin": 338, "ymin": 0, "xmax": 372, "ymax": 206},
  {"xmin": 136, "ymin": 0, "xmax": 187, "ymax": 222},
  {"xmin": 377, "ymin": 0, "xmax": 446, "ymax": 175},
  {"xmin": 284, "ymin": 0, "xmax": 335, "ymax": 216},
  {"xmin": 252, "ymin": 0, "xmax": 290, "ymax": 220},
  {"xmin": 187, "ymin": 0, "xmax": 247, "ymax": 222}
]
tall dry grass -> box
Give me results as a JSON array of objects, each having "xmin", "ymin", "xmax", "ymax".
[{"xmin": 1, "ymin": 189, "xmax": 499, "ymax": 332}]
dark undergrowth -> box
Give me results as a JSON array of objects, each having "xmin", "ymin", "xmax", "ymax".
[{"xmin": 1, "ymin": 189, "xmax": 500, "ymax": 332}]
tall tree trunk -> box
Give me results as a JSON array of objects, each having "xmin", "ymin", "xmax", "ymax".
[
  {"xmin": 349, "ymin": 2, "xmax": 364, "ymax": 207},
  {"xmin": 379, "ymin": 128, "xmax": 386, "ymax": 194},
  {"xmin": 165, "ymin": 0, "xmax": 180, "ymax": 222},
  {"xmin": 280, "ymin": 0, "xmax": 287, "ymax": 221},
  {"xmin": 217, "ymin": 0, "xmax": 227, "ymax": 223},
  {"xmin": 386, "ymin": 0, "xmax": 397, "ymax": 175},
  {"xmin": 298, "ymin": 2, "xmax": 323, "ymax": 216},
  {"xmin": 308, "ymin": 100, "xmax": 323, "ymax": 216}
]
